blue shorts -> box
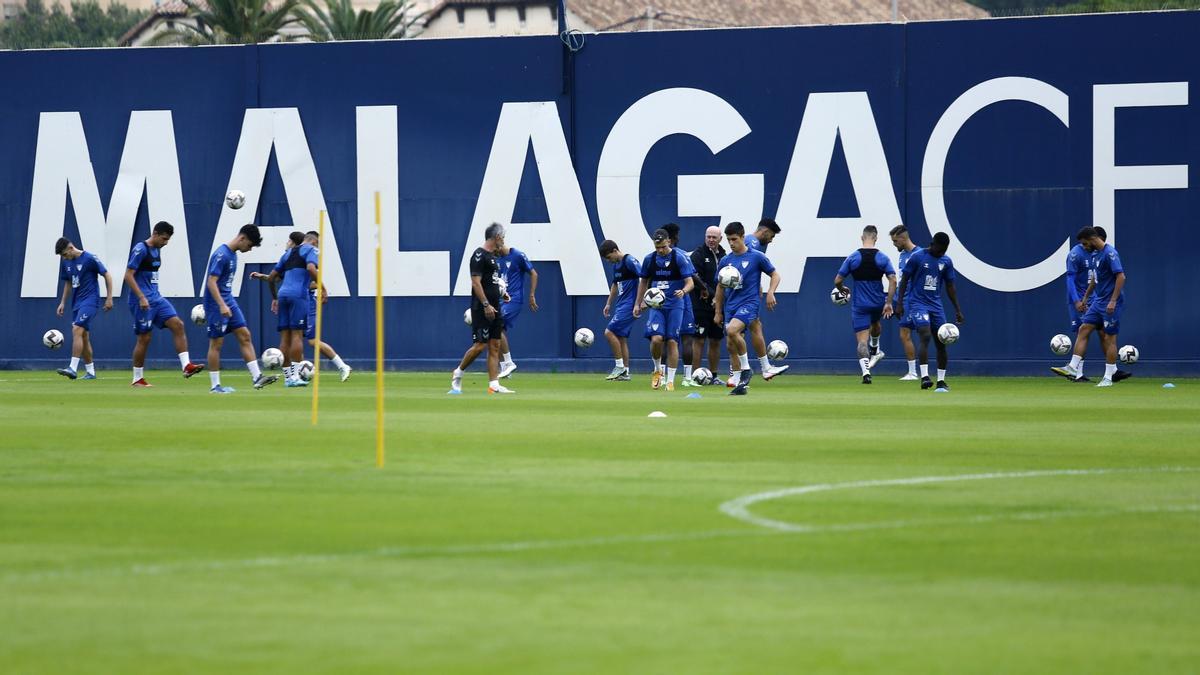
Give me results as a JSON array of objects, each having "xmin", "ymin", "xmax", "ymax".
[
  {"xmin": 205, "ymin": 298, "xmax": 247, "ymax": 339},
  {"xmin": 131, "ymin": 297, "xmax": 178, "ymax": 335},
  {"xmin": 72, "ymin": 298, "xmax": 101, "ymax": 331},
  {"xmin": 277, "ymin": 295, "xmax": 309, "ymax": 332},
  {"xmin": 644, "ymin": 305, "xmax": 684, "ymax": 342},
  {"xmin": 1068, "ymin": 302, "xmax": 1082, "ymax": 334},
  {"xmin": 726, "ymin": 301, "xmax": 760, "ymax": 327},
  {"xmin": 1081, "ymin": 299, "xmax": 1123, "ymax": 335},
  {"xmin": 501, "ymin": 302, "xmax": 521, "ymax": 332},
  {"xmin": 304, "ymin": 293, "xmax": 318, "ymax": 339},
  {"xmin": 907, "ymin": 305, "xmax": 946, "ymax": 332},
  {"xmin": 680, "ymin": 296, "xmax": 696, "ymax": 336},
  {"xmin": 607, "ymin": 307, "xmax": 635, "ymax": 338},
  {"xmin": 852, "ymin": 305, "xmax": 884, "ymax": 333}
]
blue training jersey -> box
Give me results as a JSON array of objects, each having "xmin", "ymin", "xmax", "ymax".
[
  {"xmin": 837, "ymin": 248, "xmax": 895, "ymax": 309},
  {"xmin": 499, "ymin": 248, "xmax": 534, "ymax": 305},
  {"xmin": 745, "ymin": 234, "xmax": 763, "ymax": 252},
  {"xmin": 612, "ymin": 254, "xmax": 642, "ymax": 311},
  {"xmin": 204, "ymin": 244, "xmax": 237, "ymax": 302},
  {"xmin": 61, "ymin": 251, "xmax": 107, "ymax": 307},
  {"xmin": 1091, "ymin": 244, "xmax": 1125, "ymax": 305},
  {"xmin": 902, "ymin": 248, "xmax": 956, "ymax": 310},
  {"xmin": 640, "ymin": 248, "xmax": 696, "ymax": 311},
  {"xmin": 1065, "ymin": 243, "xmax": 1092, "ymax": 304},
  {"xmin": 126, "ymin": 242, "xmax": 163, "ymax": 304},
  {"xmin": 718, "ymin": 248, "xmax": 776, "ymax": 310},
  {"xmin": 897, "ymin": 247, "xmax": 916, "ymax": 302},
  {"xmin": 273, "ymin": 244, "xmax": 319, "ymax": 299}
]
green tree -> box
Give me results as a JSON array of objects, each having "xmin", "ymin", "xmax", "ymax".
[
  {"xmin": 150, "ymin": 0, "xmax": 300, "ymax": 45},
  {"xmin": 0, "ymin": 0, "xmax": 146, "ymax": 49},
  {"xmin": 293, "ymin": 0, "xmax": 416, "ymax": 41}
]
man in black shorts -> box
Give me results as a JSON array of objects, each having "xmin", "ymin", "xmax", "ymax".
[
  {"xmin": 689, "ymin": 225, "xmax": 726, "ymax": 384},
  {"xmin": 450, "ymin": 223, "xmax": 514, "ymax": 394}
]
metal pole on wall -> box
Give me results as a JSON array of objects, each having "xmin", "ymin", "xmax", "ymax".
[{"xmin": 891, "ymin": 0, "xmax": 898, "ymax": 21}]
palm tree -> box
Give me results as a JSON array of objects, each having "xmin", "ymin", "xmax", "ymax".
[
  {"xmin": 293, "ymin": 0, "xmax": 417, "ymax": 41},
  {"xmin": 150, "ymin": 0, "xmax": 300, "ymax": 45}
]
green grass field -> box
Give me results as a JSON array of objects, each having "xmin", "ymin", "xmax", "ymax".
[{"xmin": 2, "ymin": 369, "xmax": 1198, "ymax": 673}]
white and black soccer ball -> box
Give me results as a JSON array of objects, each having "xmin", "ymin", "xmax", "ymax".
[
  {"xmin": 574, "ymin": 327, "xmax": 594, "ymax": 348},
  {"xmin": 262, "ymin": 347, "xmax": 284, "ymax": 370},
  {"xmin": 297, "ymin": 360, "xmax": 315, "ymax": 381},
  {"xmin": 692, "ymin": 367, "xmax": 713, "ymax": 385},
  {"xmin": 43, "ymin": 329, "xmax": 64, "ymax": 350},
  {"xmin": 190, "ymin": 304, "xmax": 206, "ymax": 326},
  {"xmin": 717, "ymin": 265, "xmax": 741, "ymax": 289},
  {"xmin": 937, "ymin": 323, "xmax": 960, "ymax": 345},
  {"xmin": 1119, "ymin": 344, "xmax": 1139, "ymax": 365},
  {"xmin": 1050, "ymin": 334, "xmax": 1072, "ymax": 356},
  {"xmin": 226, "ymin": 189, "xmax": 246, "ymax": 210},
  {"xmin": 463, "ymin": 308, "xmax": 473, "ymax": 326},
  {"xmin": 830, "ymin": 287, "xmax": 850, "ymax": 306},
  {"xmin": 767, "ymin": 339, "xmax": 789, "ymax": 360},
  {"xmin": 644, "ymin": 287, "xmax": 666, "ymax": 309}
]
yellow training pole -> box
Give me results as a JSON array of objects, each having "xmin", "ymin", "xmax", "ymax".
[
  {"xmin": 311, "ymin": 210, "xmax": 325, "ymax": 426},
  {"xmin": 374, "ymin": 192, "xmax": 385, "ymax": 468}
]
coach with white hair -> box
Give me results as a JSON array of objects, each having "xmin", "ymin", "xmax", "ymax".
[{"xmin": 689, "ymin": 225, "xmax": 727, "ymax": 382}]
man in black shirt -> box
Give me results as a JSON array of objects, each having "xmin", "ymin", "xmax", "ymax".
[
  {"xmin": 690, "ymin": 225, "xmax": 726, "ymax": 383},
  {"xmin": 450, "ymin": 223, "xmax": 514, "ymax": 394}
]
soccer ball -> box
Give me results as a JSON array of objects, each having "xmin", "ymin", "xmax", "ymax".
[
  {"xmin": 463, "ymin": 308, "xmax": 472, "ymax": 326},
  {"xmin": 574, "ymin": 327, "xmax": 594, "ymax": 348},
  {"xmin": 692, "ymin": 367, "xmax": 713, "ymax": 385},
  {"xmin": 226, "ymin": 189, "xmax": 246, "ymax": 210},
  {"xmin": 767, "ymin": 339, "xmax": 789, "ymax": 360},
  {"xmin": 937, "ymin": 323, "xmax": 960, "ymax": 345},
  {"xmin": 1050, "ymin": 334, "xmax": 1073, "ymax": 356},
  {"xmin": 644, "ymin": 287, "xmax": 666, "ymax": 309},
  {"xmin": 262, "ymin": 348, "xmax": 284, "ymax": 369},
  {"xmin": 297, "ymin": 360, "xmax": 314, "ymax": 381},
  {"xmin": 717, "ymin": 265, "xmax": 741, "ymax": 289},
  {"xmin": 830, "ymin": 287, "xmax": 850, "ymax": 305},
  {"xmin": 43, "ymin": 329, "xmax": 64, "ymax": 349},
  {"xmin": 1119, "ymin": 345, "xmax": 1139, "ymax": 365},
  {"xmin": 190, "ymin": 304, "xmax": 206, "ymax": 326}
]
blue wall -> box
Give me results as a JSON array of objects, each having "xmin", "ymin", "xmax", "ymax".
[{"xmin": 1, "ymin": 12, "xmax": 1197, "ymax": 373}]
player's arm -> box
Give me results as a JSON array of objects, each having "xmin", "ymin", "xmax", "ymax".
[
  {"xmin": 604, "ymin": 282, "xmax": 617, "ymax": 318},
  {"xmin": 633, "ymin": 278, "xmax": 648, "ymax": 318},
  {"xmin": 250, "ymin": 269, "xmax": 281, "ymax": 284},
  {"xmin": 124, "ymin": 268, "xmax": 149, "ymax": 309},
  {"xmin": 896, "ymin": 276, "xmax": 908, "ymax": 317},
  {"xmin": 713, "ymin": 283, "xmax": 725, "ymax": 325},
  {"xmin": 678, "ymin": 276, "xmax": 694, "ymax": 298},
  {"xmin": 1108, "ymin": 273, "xmax": 1125, "ymax": 313},
  {"xmin": 1065, "ymin": 267, "xmax": 1081, "ymax": 304},
  {"xmin": 207, "ymin": 274, "xmax": 231, "ymax": 317},
  {"xmin": 305, "ymin": 262, "xmax": 328, "ymax": 303},
  {"xmin": 945, "ymin": 280, "xmax": 964, "ymax": 324},
  {"xmin": 833, "ymin": 273, "xmax": 847, "ymax": 294},
  {"xmin": 102, "ymin": 272, "xmax": 113, "ymax": 311},
  {"xmin": 528, "ymin": 268, "xmax": 539, "ymax": 312},
  {"xmin": 56, "ymin": 279, "xmax": 69, "ymax": 317},
  {"xmin": 471, "ymin": 275, "xmax": 495, "ymax": 319},
  {"xmin": 764, "ymin": 270, "xmax": 781, "ymax": 311},
  {"xmin": 1081, "ymin": 278, "xmax": 1095, "ymax": 309},
  {"xmin": 883, "ymin": 273, "xmax": 896, "ymax": 319}
]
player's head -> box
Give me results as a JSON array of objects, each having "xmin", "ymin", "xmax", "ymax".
[
  {"xmin": 598, "ymin": 239, "xmax": 622, "ymax": 262},
  {"xmin": 1094, "ymin": 226, "xmax": 1107, "ymax": 242},
  {"xmin": 889, "ymin": 225, "xmax": 911, "ymax": 251},
  {"xmin": 705, "ymin": 225, "xmax": 721, "ymax": 249},
  {"xmin": 1076, "ymin": 226, "xmax": 1102, "ymax": 251},
  {"xmin": 484, "ymin": 222, "xmax": 506, "ymax": 248},
  {"xmin": 929, "ymin": 231, "xmax": 950, "ymax": 257},
  {"xmin": 304, "ymin": 230, "xmax": 319, "ymax": 245},
  {"xmin": 662, "ymin": 223, "xmax": 681, "ymax": 246},
  {"xmin": 724, "ymin": 221, "xmax": 746, "ymax": 252},
  {"xmin": 287, "ymin": 231, "xmax": 304, "ymax": 249},
  {"xmin": 54, "ymin": 237, "xmax": 81, "ymax": 259},
  {"xmin": 150, "ymin": 221, "xmax": 174, "ymax": 248},
  {"xmin": 756, "ymin": 218, "xmax": 780, "ymax": 244},
  {"xmin": 861, "ymin": 225, "xmax": 878, "ymax": 245},
  {"xmin": 232, "ymin": 224, "xmax": 262, "ymax": 252},
  {"xmin": 652, "ymin": 229, "xmax": 671, "ymax": 255}
]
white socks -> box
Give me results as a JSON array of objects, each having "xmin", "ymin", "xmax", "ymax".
[
  {"xmin": 869, "ymin": 336, "xmax": 880, "ymax": 350},
  {"xmin": 907, "ymin": 359, "xmax": 917, "ymax": 375},
  {"xmin": 738, "ymin": 353, "xmax": 750, "ymax": 371},
  {"xmin": 84, "ymin": 362, "xmax": 95, "ymax": 376},
  {"xmin": 132, "ymin": 367, "xmax": 144, "ymax": 382},
  {"xmin": 247, "ymin": 361, "xmax": 262, "ymax": 381},
  {"xmin": 331, "ymin": 355, "xmax": 346, "ymax": 370},
  {"xmin": 860, "ymin": 358, "xmax": 870, "ymax": 376},
  {"xmin": 920, "ymin": 364, "xmax": 929, "ymax": 378},
  {"xmin": 667, "ymin": 367, "xmax": 677, "ymax": 384},
  {"xmin": 210, "ymin": 371, "xmax": 221, "ymax": 387},
  {"xmin": 501, "ymin": 352, "xmax": 513, "ymax": 365},
  {"xmin": 758, "ymin": 356, "xmax": 770, "ymax": 371},
  {"xmin": 178, "ymin": 352, "xmax": 190, "ymax": 369},
  {"xmin": 70, "ymin": 357, "xmax": 80, "ymax": 371},
  {"xmin": 489, "ymin": 379, "xmax": 500, "ymax": 390},
  {"xmin": 652, "ymin": 358, "xmax": 661, "ymax": 373},
  {"xmin": 1069, "ymin": 354, "xmax": 1082, "ymax": 371},
  {"xmin": 684, "ymin": 365, "xmax": 693, "ymax": 379},
  {"xmin": 614, "ymin": 358, "xmax": 625, "ymax": 369},
  {"xmin": 937, "ymin": 369, "xmax": 946, "ymax": 382},
  {"xmin": 1104, "ymin": 363, "xmax": 1117, "ymax": 380}
]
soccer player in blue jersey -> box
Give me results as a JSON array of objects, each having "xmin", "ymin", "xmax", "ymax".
[
  {"xmin": 1052, "ymin": 227, "xmax": 1130, "ymax": 387},
  {"xmin": 634, "ymin": 228, "xmax": 695, "ymax": 391},
  {"xmin": 202, "ymin": 225, "xmax": 278, "ymax": 394},
  {"xmin": 889, "ymin": 226, "xmax": 919, "ymax": 380},
  {"xmin": 301, "ymin": 232, "xmax": 352, "ymax": 382},
  {"xmin": 599, "ymin": 239, "xmax": 640, "ymax": 381},
  {"xmin": 251, "ymin": 231, "xmax": 322, "ymax": 387},
  {"xmin": 125, "ymin": 221, "xmax": 205, "ymax": 387},
  {"xmin": 1054, "ymin": 226, "xmax": 1108, "ymax": 379},
  {"xmin": 661, "ymin": 223, "xmax": 709, "ymax": 387},
  {"xmin": 496, "ymin": 243, "xmax": 538, "ymax": 379},
  {"xmin": 834, "ymin": 226, "xmax": 896, "ymax": 384},
  {"xmin": 736, "ymin": 217, "xmax": 789, "ymax": 383},
  {"xmin": 896, "ymin": 232, "xmax": 964, "ymax": 391},
  {"xmin": 714, "ymin": 221, "xmax": 782, "ymax": 396},
  {"xmin": 54, "ymin": 238, "xmax": 113, "ymax": 380}
]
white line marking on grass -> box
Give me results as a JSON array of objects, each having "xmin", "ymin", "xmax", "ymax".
[{"xmin": 719, "ymin": 466, "xmax": 1200, "ymax": 532}]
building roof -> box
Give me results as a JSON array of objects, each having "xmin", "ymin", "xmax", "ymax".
[
  {"xmin": 568, "ymin": 0, "xmax": 988, "ymax": 31},
  {"xmin": 118, "ymin": 0, "xmax": 189, "ymax": 46}
]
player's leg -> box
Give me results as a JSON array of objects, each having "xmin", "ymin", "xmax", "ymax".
[
  {"xmin": 707, "ymin": 334, "xmax": 722, "ymax": 384},
  {"xmin": 207, "ymin": 335, "xmax": 230, "ymax": 392},
  {"xmin": 663, "ymin": 305, "xmax": 684, "ymax": 390},
  {"xmin": 649, "ymin": 335, "xmax": 664, "ymax": 389},
  {"xmin": 132, "ymin": 330, "xmax": 152, "ymax": 386},
  {"xmin": 620, "ymin": 338, "xmax": 631, "ymax": 380},
  {"xmin": 930, "ymin": 310, "xmax": 950, "ymax": 389},
  {"xmin": 1054, "ymin": 315, "xmax": 1096, "ymax": 382},
  {"xmin": 233, "ymin": 326, "xmax": 275, "ymax": 389},
  {"xmin": 750, "ymin": 317, "xmax": 788, "ymax": 381},
  {"xmin": 604, "ymin": 328, "xmax": 624, "ymax": 380},
  {"xmin": 867, "ymin": 316, "xmax": 886, "ymax": 369},
  {"xmin": 726, "ymin": 318, "xmax": 752, "ymax": 394},
  {"xmin": 898, "ymin": 326, "xmax": 918, "ymax": 380},
  {"xmin": 855, "ymin": 327, "xmax": 872, "ymax": 384},
  {"xmin": 915, "ymin": 322, "xmax": 934, "ymax": 389},
  {"xmin": 680, "ymin": 334, "xmax": 695, "ymax": 386},
  {"xmin": 498, "ymin": 305, "xmax": 518, "ymax": 378},
  {"xmin": 79, "ymin": 329, "xmax": 95, "ymax": 379},
  {"xmin": 486, "ymin": 333, "xmax": 513, "ymax": 393},
  {"xmin": 1097, "ymin": 331, "xmax": 1119, "ymax": 386},
  {"xmin": 59, "ymin": 324, "xmax": 86, "ymax": 379},
  {"xmin": 162, "ymin": 308, "xmax": 203, "ymax": 378}
]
